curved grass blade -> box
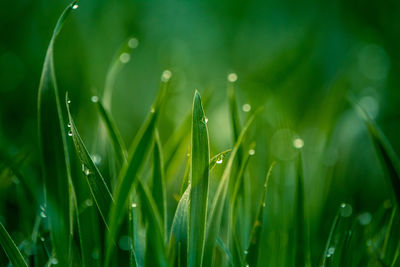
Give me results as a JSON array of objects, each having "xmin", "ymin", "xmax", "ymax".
[
  {"xmin": 137, "ymin": 180, "xmax": 168, "ymax": 267},
  {"xmin": 105, "ymin": 72, "xmax": 170, "ymax": 266},
  {"xmin": 169, "ymin": 185, "xmax": 190, "ymax": 267},
  {"xmin": 203, "ymin": 107, "xmax": 263, "ymax": 266},
  {"xmin": 0, "ymin": 223, "xmax": 28, "ymax": 267},
  {"xmin": 188, "ymin": 90, "xmax": 210, "ymax": 267},
  {"xmin": 66, "ymin": 94, "xmax": 114, "ymax": 226},
  {"xmin": 243, "ymin": 161, "xmax": 276, "ymax": 267},
  {"xmin": 152, "ymin": 130, "xmax": 167, "ymax": 235},
  {"xmin": 37, "ymin": 1, "xmax": 78, "ymax": 265},
  {"xmin": 353, "ymin": 100, "xmax": 400, "ymax": 207},
  {"xmin": 94, "ymin": 97, "xmax": 128, "ymax": 165},
  {"xmin": 210, "ymin": 149, "xmax": 232, "ymax": 171}
]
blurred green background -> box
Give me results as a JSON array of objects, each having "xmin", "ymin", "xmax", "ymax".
[{"xmin": 1, "ymin": 0, "xmax": 400, "ymax": 265}]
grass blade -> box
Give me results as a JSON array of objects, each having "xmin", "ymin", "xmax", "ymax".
[
  {"xmin": 188, "ymin": 90, "xmax": 210, "ymax": 267},
  {"xmin": 210, "ymin": 149, "xmax": 232, "ymax": 171},
  {"xmin": 227, "ymin": 74, "xmax": 243, "ymax": 165},
  {"xmin": 66, "ymin": 94, "xmax": 114, "ymax": 226},
  {"xmin": 203, "ymin": 107, "xmax": 263, "ymax": 266},
  {"xmin": 36, "ymin": 1, "xmax": 78, "ymax": 264},
  {"xmin": 0, "ymin": 223, "xmax": 28, "ymax": 267},
  {"xmin": 105, "ymin": 72, "xmax": 170, "ymax": 266},
  {"xmin": 243, "ymin": 161, "xmax": 276, "ymax": 267}
]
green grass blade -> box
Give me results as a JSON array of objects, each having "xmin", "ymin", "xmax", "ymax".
[
  {"xmin": 0, "ymin": 223, "xmax": 28, "ymax": 267},
  {"xmin": 210, "ymin": 149, "xmax": 232, "ymax": 171},
  {"xmin": 105, "ymin": 73, "xmax": 170, "ymax": 266},
  {"xmin": 353, "ymin": 101, "xmax": 400, "ymax": 207},
  {"xmin": 169, "ymin": 185, "xmax": 190, "ymax": 267},
  {"xmin": 137, "ymin": 180, "xmax": 168, "ymax": 267},
  {"xmin": 66, "ymin": 94, "xmax": 114, "ymax": 226},
  {"xmin": 188, "ymin": 90, "xmax": 210, "ymax": 267},
  {"xmin": 152, "ymin": 130, "xmax": 167, "ymax": 235},
  {"xmin": 36, "ymin": 1, "xmax": 78, "ymax": 265},
  {"xmin": 227, "ymin": 74, "xmax": 243, "ymax": 165},
  {"xmin": 94, "ymin": 97, "xmax": 128, "ymax": 165},
  {"xmin": 243, "ymin": 161, "xmax": 276, "ymax": 267},
  {"xmin": 203, "ymin": 107, "xmax": 263, "ymax": 266}
]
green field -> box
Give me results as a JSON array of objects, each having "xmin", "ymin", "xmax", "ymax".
[{"xmin": 1, "ymin": 0, "xmax": 400, "ymax": 266}]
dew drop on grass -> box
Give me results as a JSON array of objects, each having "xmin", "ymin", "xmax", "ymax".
[
  {"xmin": 227, "ymin": 72, "xmax": 238, "ymax": 82},
  {"xmin": 91, "ymin": 95, "xmax": 99, "ymax": 103},
  {"xmin": 92, "ymin": 154, "xmax": 101, "ymax": 165},
  {"xmin": 262, "ymin": 202, "xmax": 266, "ymax": 207},
  {"xmin": 81, "ymin": 163, "xmax": 91, "ymax": 176},
  {"xmin": 327, "ymin": 247, "xmax": 335, "ymax": 257},
  {"xmin": 131, "ymin": 203, "xmax": 137, "ymax": 208},
  {"xmin": 128, "ymin": 38, "xmax": 139, "ymax": 49},
  {"xmin": 67, "ymin": 99, "xmax": 71, "ymax": 104},
  {"xmin": 40, "ymin": 237, "xmax": 45, "ymax": 242},
  {"xmin": 85, "ymin": 199, "xmax": 93, "ymax": 207},
  {"xmin": 72, "ymin": 4, "xmax": 79, "ymax": 10},
  {"xmin": 67, "ymin": 123, "xmax": 71, "ymax": 128},
  {"xmin": 293, "ymin": 138, "xmax": 304, "ymax": 149},
  {"xmin": 68, "ymin": 130, "xmax": 73, "ymax": 137},
  {"xmin": 91, "ymin": 248, "xmax": 100, "ymax": 260},
  {"xmin": 249, "ymin": 149, "xmax": 255, "ymax": 156},
  {"xmin": 119, "ymin": 53, "xmax": 131, "ymax": 63},
  {"xmin": 40, "ymin": 211, "xmax": 47, "ymax": 218},
  {"xmin": 161, "ymin": 70, "xmax": 172, "ymax": 82},
  {"xmin": 242, "ymin": 103, "xmax": 251, "ymax": 112},
  {"xmin": 340, "ymin": 203, "xmax": 352, "ymax": 217},
  {"xmin": 202, "ymin": 117, "xmax": 208, "ymax": 124},
  {"xmin": 118, "ymin": 235, "xmax": 133, "ymax": 251},
  {"xmin": 216, "ymin": 158, "xmax": 223, "ymax": 164},
  {"xmin": 50, "ymin": 257, "xmax": 58, "ymax": 265},
  {"xmin": 244, "ymin": 250, "xmax": 248, "ymax": 255},
  {"xmin": 358, "ymin": 212, "xmax": 372, "ymax": 225}
]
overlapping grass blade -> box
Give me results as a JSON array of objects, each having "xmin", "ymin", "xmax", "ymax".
[
  {"xmin": 0, "ymin": 223, "xmax": 28, "ymax": 267},
  {"xmin": 203, "ymin": 107, "xmax": 263, "ymax": 266},
  {"xmin": 66, "ymin": 94, "xmax": 114, "ymax": 226},
  {"xmin": 94, "ymin": 97, "xmax": 128, "ymax": 165},
  {"xmin": 36, "ymin": 1, "xmax": 78, "ymax": 265},
  {"xmin": 152, "ymin": 130, "xmax": 167, "ymax": 234},
  {"xmin": 105, "ymin": 73, "xmax": 170, "ymax": 266},
  {"xmin": 137, "ymin": 180, "xmax": 168, "ymax": 267},
  {"xmin": 353, "ymin": 101, "xmax": 400, "ymax": 207},
  {"xmin": 243, "ymin": 161, "xmax": 276, "ymax": 266},
  {"xmin": 188, "ymin": 90, "xmax": 210, "ymax": 267},
  {"xmin": 169, "ymin": 185, "xmax": 190, "ymax": 267}
]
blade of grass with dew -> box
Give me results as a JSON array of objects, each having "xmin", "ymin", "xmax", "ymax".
[
  {"xmin": 93, "ymin": 96, "xmax": 128, "ymax": 165},
  {"xmin": 137, "ymin": 180, "xmax": 168, "ymax": 267},
  {"xmin": 203, "ymin": 107, "xmax": 263, "ymax": 267},
  {"xmin": 37, "ymin": 1, "xmax": 78, "ymax": 265},
  {"xmin": 105, "ymin": 72, "xmax": 170, "ymax": 266},
  {"xmin": 188, "ymin": 90, "xmax": 210, "ymax": 267},
  {"xmin": 152, "ymin": 130, "xmax": 167, "ymax": 235},
  {"xmin": 210, "ymin": 149, "xmax": 232, "ymax": 171},
  {"xmin": 353, "ymin": 101, "xmax": 400, "ymax": 207},
  {"xmin": 169, "ymin": 185, "xmax": 190, "ymax": 267},
  {"xmin": 243, "ymin": 161, "xmax": 276, "ymax": 267},
  {"xmin": 0, "ymin": 223, "xmax": 28, "ymax": 267},
  {"xmin": 66, "ymin": 94, "xmax": 114, "ymax": 226}
]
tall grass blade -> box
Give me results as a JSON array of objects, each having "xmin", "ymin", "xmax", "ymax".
[
  {"xmin": 227, "ymin": 75, "xmax": 243, "ymax": 165},
  {"xmin": 36, "ymin": 1, "xmax": 78, "ymax": 264},
  {"xmin": 66, "ymin": 94, "xmax": 114, "ymax": 226},
  {"xmin": 105, "ymin": 73, "xmax": 169, "ymax": 266},
  {"xmin": 0, "ymin": 223, "xmax": 28, "ymax": 267},
  {"xmin": 203, "ymin": 107, "xmax": 263, "ymax": 266},
  {"xmin": 243, "ymin": 161, "xmax": 276, "ymax": 267},
  {"xmin": 188, "ymin": 90, "xmax": 210, "ymax": 267}
]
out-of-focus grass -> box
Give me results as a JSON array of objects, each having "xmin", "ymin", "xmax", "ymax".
[{"xmin": 1, "ymin": 0, "xmax": 400, "ymax": 266}]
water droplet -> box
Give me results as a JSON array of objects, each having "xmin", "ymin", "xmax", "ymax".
[
  {"xmin": 161, "ymin": 70, "xmax": 172, "ymax": 82},
  {"xmin": 242, "ymin": 103, "xmax": 251, "ymax": 112},
  {"xmin": 50, "ymin": 257, "xmax": 58, "ymax": 264},
  {"xmin": 118, "ymin": 235, "xmax": 133, "ymax": 251},
  {"xmin": 40, "ymin": 237, "xmax": 45, "ymax": 242},
  {"xmin": 293, "ymin": 138, "xmax": 304, "ymax": 149},
  {"xmin": 359, "ymin": 96, "xmax": 379, "ymax": 119},
  {"xmin": 67, "ymin": 123, "xmax": 71, "ymax": 128},
  {"xmin": 244, "ymin": 250, "xmax": 248, "ymax": 255},
  {"xmin": 91, "ymin": 95, "xmax": 99, "ymax": 103},
  {"xmin": 358, "ymin": 212, "xmax": 372, "ymax": 225},
  {"xmin": 340, "ymin": 203, "xmax": 353, "ymax": 217},
  {"xmin": 72, "ymin": 4, "xmax": 79, "ymax": 10},
  {"xmin": 150, "ymin": 107, "xmax": 155, "ymax": 113},
  {"xmin": 227, "ymin": 73, "xmax": 238, "ymax": 82},
  {"xmin": 91, "ymin": 249, "xmax": 100, "ymax": 260},
  {"xmin": 203, "ymin": 117, "xmax": 208, "ymax": 124},
  {"xmin": 131, "ymin": 203, "xmax": 137, "ymax": 208},
  {"xmin": 128, "ymin": 38, "xmax": 139, "ymax": 49},
  {"xmin": 245, "ymin": 265, "xmax": 249, "ymax": 267},
  {"xmin": 85, "ymin": 199, "xmax": 93, "ymax": 207},
  {"xmin": 248, "ymin": 149, "xmax": 255, "ymax": 156},
  {"xmin": 92, "ymin": 154, "xmax": 102, "ymax": 165},
  {"xmin": 40, "ymin": 211, "xmax": 47, "ymax": 218},
  {"xmin": 262, "ymin": 202, "xmax": 266, "ymax": 207},
  {"xmin": 81, "ymin": 164, "xmax": 90, "ymax": 176},
  {"xmin": 67, "ymin": 99, "xmax": 71, "ymax": 104},
  {"xmin": 327, "ymin": 247, "xmax": 335, "ymax": 256},
  {"xmin": 216, "ymin": 158, "xmax": 223, "ymax": 164},
  {"xmin": 68, "ymin": 130, "xmax": 73, "ymax": 137},
  {"xmin": 119, "ymin": 53, "xmax": 131, "ymax": 63}
]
